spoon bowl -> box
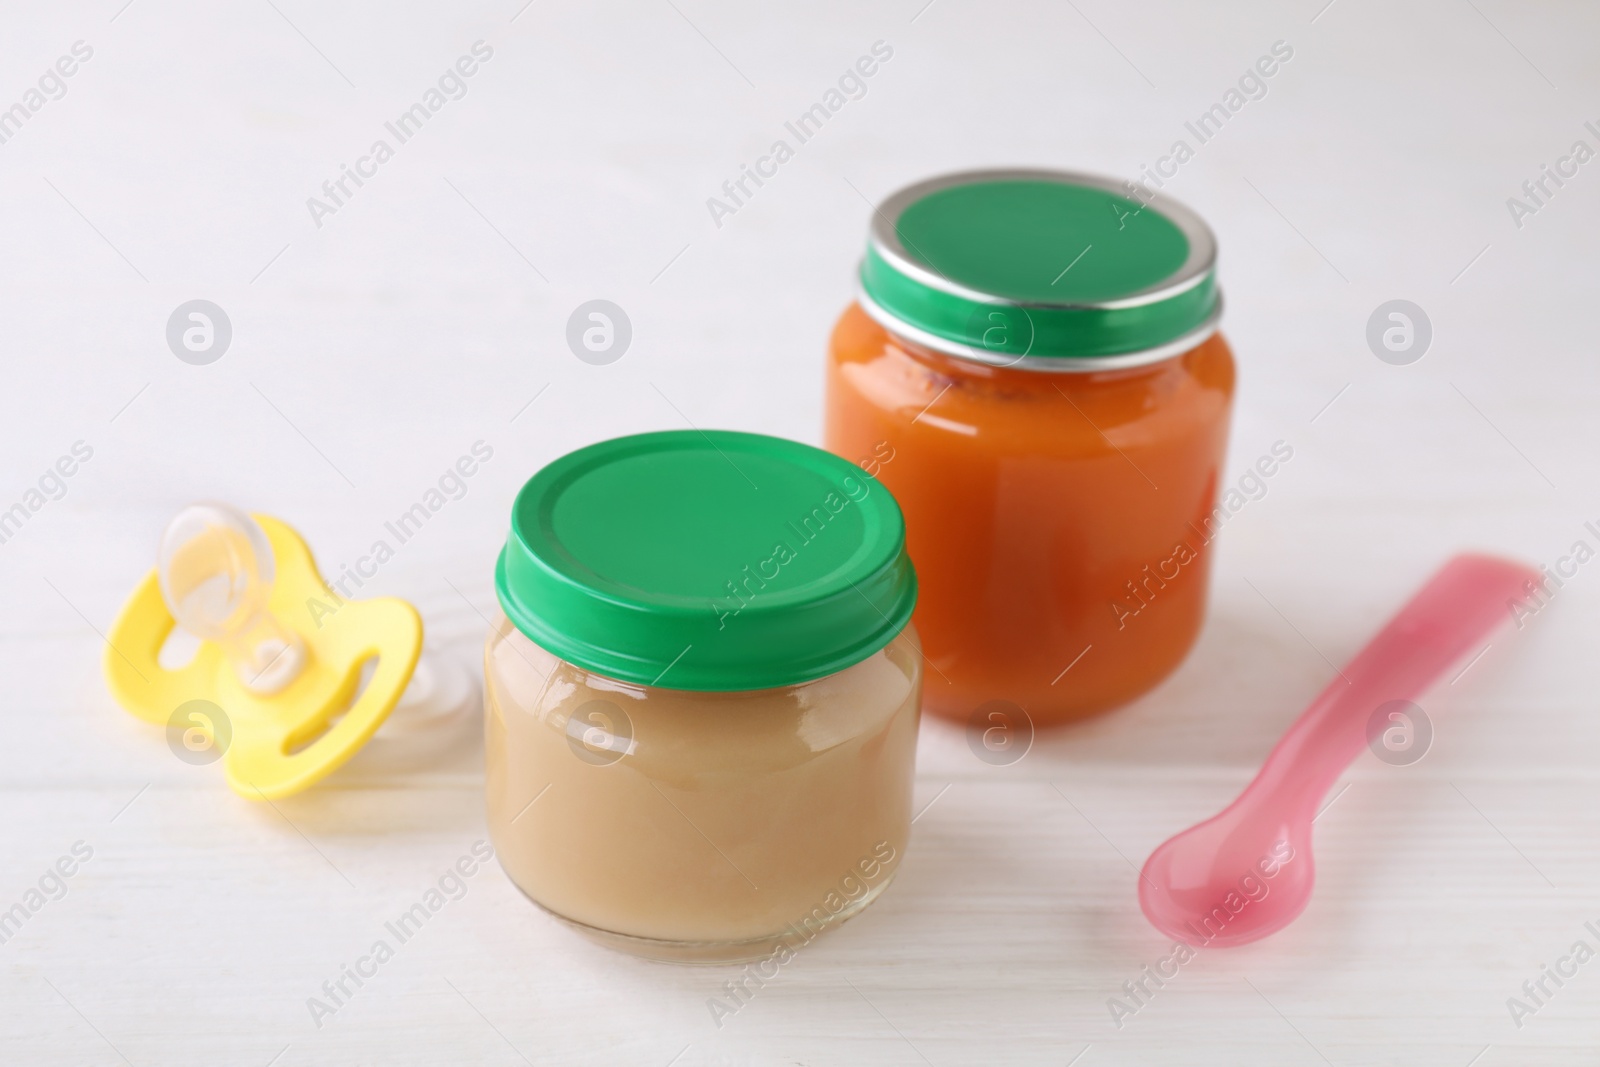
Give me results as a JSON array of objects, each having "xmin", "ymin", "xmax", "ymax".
[{"xmin": 1140, "ymin": 798, "xmax": 1315, "ymax": 947}]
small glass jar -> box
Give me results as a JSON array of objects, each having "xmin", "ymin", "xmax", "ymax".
[
  {"xmin": 484, "ymin": 430, "xmax": 921, "ymax": 962},
  {"xmin": 825, "ymin": 170, "xmax": 1236, "ymax": 727}
]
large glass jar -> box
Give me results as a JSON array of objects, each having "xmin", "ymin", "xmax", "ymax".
[
  {"xmin": 825, "ymin": 170, "xmax": 1236, "ymax": 727},
  {"xmin": 484, "ymin": 430, "xmax": 921, "ymax": 962}
]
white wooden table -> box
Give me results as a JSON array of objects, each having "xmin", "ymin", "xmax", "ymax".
[{"xmin": 2, "ymin": 0, "xmax": 1597, "ymax": 1062}]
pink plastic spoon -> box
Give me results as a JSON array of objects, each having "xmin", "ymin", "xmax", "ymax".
[{"xmin": 1139, "ymin": 553, "xmax": 1540, "ymax": 947}]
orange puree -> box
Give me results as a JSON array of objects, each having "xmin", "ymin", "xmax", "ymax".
[{"xmin": 826, "ymin": 302, "xmax": 1236, "ymax": 725}]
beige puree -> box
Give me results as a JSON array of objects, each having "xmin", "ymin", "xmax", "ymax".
[{"xmin": 485, "ymin": 614, "xmax": 921, "ymax": 953}]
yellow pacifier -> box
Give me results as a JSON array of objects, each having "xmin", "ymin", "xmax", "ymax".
[{"xmin": 105, "ymin": 502, "xmax": 473, "ymax": 799}]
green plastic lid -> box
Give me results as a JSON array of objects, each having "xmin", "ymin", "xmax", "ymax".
[
  {"xmin": 494, "ymin": 430, "xmax": 917, "ymax": 692},
  {"xmin": 858, "ymin": 169, "xmax": 1222, "ymax": 369}
]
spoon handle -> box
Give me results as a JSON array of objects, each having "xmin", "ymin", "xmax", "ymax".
[{"xmin": 1253, "ymin": 553, "xmax": 1540, "ymax": 816}]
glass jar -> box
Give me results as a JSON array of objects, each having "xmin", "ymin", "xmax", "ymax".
[
  {"xmin": 484, "ymin": 430, "xmax": 921, "ymax": 963},
  {"xmin": 825, "ymin": 170, "xmax": 1236, "ymax": 727}
]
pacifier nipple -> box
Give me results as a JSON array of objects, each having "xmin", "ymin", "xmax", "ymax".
[{"xmin": 157, "ymin": 502, "xmax": 307, "ymax": 695}]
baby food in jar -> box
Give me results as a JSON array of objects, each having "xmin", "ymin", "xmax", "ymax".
[
  {"xmin": 485, "ymin": 430, "xmax": 921, "ymax": 963},
  {"xmin": 825, "ymin": 170, "xmax": 1235, "ymax": 726}
]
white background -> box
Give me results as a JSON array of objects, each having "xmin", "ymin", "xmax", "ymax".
[{"xmin": 2, "ymin": 0, "xmax": 1598, "ymax": 1063}]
